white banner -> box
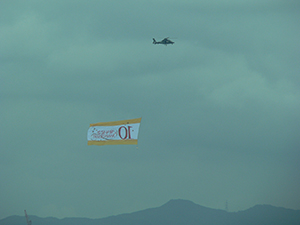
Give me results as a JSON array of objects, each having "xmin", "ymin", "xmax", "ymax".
[{"xmin": 87, "ymin": 118, "xmax": 141, "ymax": 145}]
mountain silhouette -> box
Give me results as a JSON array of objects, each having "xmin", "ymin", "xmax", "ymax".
[{"xmin": 1, "ymin": 199, "xmax": 300, "ymax": 225}]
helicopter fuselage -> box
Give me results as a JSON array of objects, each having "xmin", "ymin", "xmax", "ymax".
[{"xmin": 153, "ymin": 38, "xmax": 174, "ymax": 45}]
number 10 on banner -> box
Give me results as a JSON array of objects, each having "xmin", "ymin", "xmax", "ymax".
[{"xmin": 118, "ymin": 126, "xmax": 133, "ymax": 139}]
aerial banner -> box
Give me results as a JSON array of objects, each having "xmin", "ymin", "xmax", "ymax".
[{"xmin": 87, "ymin": 118, "xmax": 141, "ymax": 146}]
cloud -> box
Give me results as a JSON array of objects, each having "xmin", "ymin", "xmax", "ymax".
[{"xmin": 1, "ymin": 0, "xmax": 300, "ymax": 220}]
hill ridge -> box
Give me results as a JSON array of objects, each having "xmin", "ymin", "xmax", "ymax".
[{"xmin": 1, "ymin": 199, "xmax": 300, "ymax": 225}]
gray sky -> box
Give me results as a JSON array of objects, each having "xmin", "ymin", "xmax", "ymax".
[{"xmin": 1, "ymin": 0, "xmax": 300, "ymax": 220}]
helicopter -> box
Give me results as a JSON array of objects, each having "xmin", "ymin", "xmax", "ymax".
[{"xmin": 153, "ymin": 37, "xmax": 174, "ymax": 46}]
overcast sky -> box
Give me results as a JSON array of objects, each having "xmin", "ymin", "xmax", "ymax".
[{"xmin": 1, "ymin": 0, "xmax": 300, "ymax": 220}]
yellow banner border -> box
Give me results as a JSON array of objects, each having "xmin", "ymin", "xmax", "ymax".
[
  {"xmin": 89, "ymin": 117, "xmax": 141, "ymax": 127},
  {"xmin": 88, "ymin": 139, "xmax": 138, "ymax": 146}
]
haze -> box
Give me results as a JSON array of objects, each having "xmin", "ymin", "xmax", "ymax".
[{"xmin": 1, "ymin": 0, "xmax": 299, "ymax": 220}]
